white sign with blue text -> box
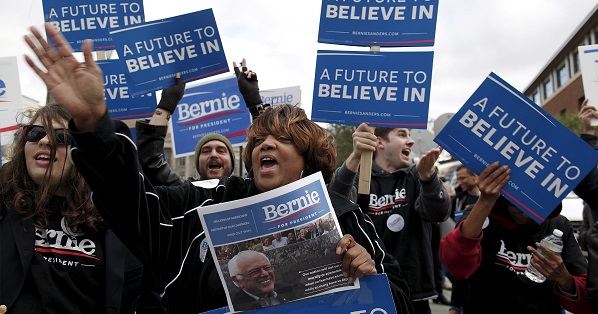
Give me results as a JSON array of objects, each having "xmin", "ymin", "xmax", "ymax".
[
  {"xmin": 578, "ymin": 44, "xmax": 598, "ymax": 109},
  {"xmin": 171, "ymin": 76, "xmax": 251, "ymax": 157},
  {"xmin": 318, "ymin": 0, "xmax": 439, "ymax": 47},
  {"xmin": 109, "ymin": 9, "xmax": 229, "ymax": 97},
  {"xmin": 198, "ymin": 173, "xmax": 358, "ymax": 312},
  {"xmin": 260, "ymin": 86, "xmax": 302, "ymax": 107},
  {"xmin": 0, "ymin": 57, "xmax": 23, "ymax": 146},
  {"xmin": 42, "ymin": 0, "xmax": 145, "ymax": 52},
  {"xmin": 434, "ymin": 72, "xmax": 598, "ymax": 223},
  {"xmin": 97, "ymin": 59, "xmax": 155, "ymax": 120},
  {"xmin": 311, "ymin": 50, "xmax": 433, "ymax": 128}
]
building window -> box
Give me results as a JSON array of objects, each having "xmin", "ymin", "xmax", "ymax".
[
  {"xmin": 557, "ymin": 63, "xmax": 568, "ymax": 88},
  {"xmin": 543, "ymin": 78, "xmax": 553, "ymax": 99},
  {"xmin": 531, "ymin": 90, "xmax": 540, "ymax": 104},
  {"xmin": 177, "ymin": 157, "xmax": 186, "ymax": 167}
]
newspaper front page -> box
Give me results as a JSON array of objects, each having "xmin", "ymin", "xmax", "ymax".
[{"xmin": 197, "ymin": 172, "xmax": 358, "ymax": 312}]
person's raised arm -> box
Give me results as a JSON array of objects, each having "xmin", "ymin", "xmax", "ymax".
[
  {"xmin": 234, "ymin": 58, "xmax": 264, "ymax": 120},
  {"xmin": 136, "ymin": 74, "xmax": 186, "ymax": 186},
  {"xmin": 24, "ymin": 23, "xmax": 105, "ymax": 131},
  {"xmin": 460, "ymin": 162, "xmax": 510, "ymax": 238}
]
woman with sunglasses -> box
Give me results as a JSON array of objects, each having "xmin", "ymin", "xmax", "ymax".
[
  {"xmin": 23, "ymin": 24, "xmax": 412, "ymax": 313},
  {"xmin": 0, "ymin": 104, "xmax": 150, "ymax": 313}
]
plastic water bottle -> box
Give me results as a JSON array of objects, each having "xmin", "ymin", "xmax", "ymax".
[{"xmin": 525, "ymin": 229, "xmax": 563, "ymax": 283}]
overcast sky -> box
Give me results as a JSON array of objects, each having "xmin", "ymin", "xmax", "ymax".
[{"xmin": 3, "ymin": 0, "xmax": 598, "ymax": 122}]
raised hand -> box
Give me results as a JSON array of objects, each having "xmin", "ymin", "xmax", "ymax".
[
  {"xmin": 476, "ymin": 162, "xmax": 510, "ymax": 200},
  {"xmin": 416, "ymin": 146, "xmax": 443, "ymax": 181},
  {"xmin": 233, "ymin": 58, "xmax": 262, "ymax": 119},
  {"xmin": 24, "ymin": 23, "xmax": 106, "ymax": 132},
  {"xmin": 579, "ymin": 99, "xmax": 598, "ymax": 135},
  {"xmin": 157, "ymin": 73, "xmax": 186, "ymax": 114}
]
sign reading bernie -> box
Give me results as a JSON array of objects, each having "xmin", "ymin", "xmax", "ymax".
[{"xmin": 434, "ymin": 72, "xmax": 598, "ymax": 223}]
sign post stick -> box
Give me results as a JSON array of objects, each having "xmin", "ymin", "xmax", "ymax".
[{"xmin": 358, "ymin": 46, "xmax": 380, "ymax": 195}]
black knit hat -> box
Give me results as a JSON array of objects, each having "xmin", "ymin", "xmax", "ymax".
[{"xmin": 194, "ymin": 133, "xmax": 235, "ymax": 176}]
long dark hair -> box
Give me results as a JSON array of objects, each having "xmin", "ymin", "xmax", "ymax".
[{"xmin": 0, "ymin": 104, "xmax": 104, "ymax": 233}]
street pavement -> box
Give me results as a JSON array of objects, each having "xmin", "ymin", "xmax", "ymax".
[{"xmin": 429, "ymin": 290, "xmax": 451, "ymax": 314}]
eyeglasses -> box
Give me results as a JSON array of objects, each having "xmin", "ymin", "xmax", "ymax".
[
  {"xmin": 237, "ymin": 265, "xmax": 274, "ymax": 278},
  {"xmin": 23, "ymin": 125, "xmax": 72, "ymax": 145}
]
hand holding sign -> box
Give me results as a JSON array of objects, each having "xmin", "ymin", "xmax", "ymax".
[
  {"xmin": 157, "ymin": 73, "xmax": 186, "ymax": 114},
  {"xmin": 336, "ymin": 234, "xmax": 377, "ymax": 284},
  {"xmin": 343, "ymin": 123, "xmax": 376, "ymax": 173},
  {"xmin": 579, "ymin": 99, "xmax": 598, "ymax": 131}
]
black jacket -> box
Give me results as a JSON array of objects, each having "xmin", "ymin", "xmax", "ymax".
[{"xmin": 68, "ymin": 112, "xmax": 413, "ymax": 313}]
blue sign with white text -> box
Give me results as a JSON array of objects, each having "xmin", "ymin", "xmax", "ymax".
[
  {"xmin": 109, "ymin": 9, "xmax": 229, "ymax": 97},
  {"xmin": 203, "ymin": 179, "xmax": 330, "ymax": 244},
  {"xmin": 318, "ymin": 0, "xmax": 439, "ymax": 47},
  {"xmin": 171, "ymin": 76, "xmax": 251, "ymax": 157},
  {"xmin": 311, "ymin": 50, "xmax": 433, "ymax": 128},
  {"xmin": 97, "ymin": 59, "xmax": 155, "ymax": 120},
  {"xmin": 201, "ymin": 274, "xmax": 397, "ymax": 314},
  {"xmin": 42, "ymin": 0, "xmax": 145, "ymax": 52},
  {"xmin": 434, "ymin": 72, "xmax": 598, "ymax": 223}
]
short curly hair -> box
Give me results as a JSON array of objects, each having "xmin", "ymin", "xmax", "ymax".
[{"xmin": 243, "ymin": 104, "xmax": 336, "ymax": 183}]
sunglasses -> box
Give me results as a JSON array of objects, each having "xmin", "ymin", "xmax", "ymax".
[{"xmin": 23, "ymin": 125, "xmax": 72, "ymax": 145}]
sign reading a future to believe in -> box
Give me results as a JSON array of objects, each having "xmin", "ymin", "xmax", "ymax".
[{"xmin": 434, "ymin": 72, "xmax": 598, "ymax": 223}]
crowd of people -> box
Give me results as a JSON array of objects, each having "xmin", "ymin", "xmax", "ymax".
[{"xmin": 0, "ymin": 22, "xmax": 597, "ymax": 314}]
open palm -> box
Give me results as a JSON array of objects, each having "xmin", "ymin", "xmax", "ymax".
[{"xmin": 24, "ymin": 23, "xmax": 105, "ymax": 131}]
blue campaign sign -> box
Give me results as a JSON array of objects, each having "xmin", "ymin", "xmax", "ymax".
[
  {"xmin": 42, "ymin": 0, "xmax": 144, "ymax": 52},
  {"xmin": 171, "ymin": 76, "xmax": 251, "ymax": 157},
  {"xmin": 97, "ymin": 59, "xmax": 155, "ymax": 120},
  {"xmin": 201, "ymin": 274, "xmax": 397, "ymax": 314},
  {"xmin": 311, "ymin": 50, "xmax": 433, "ymax": 128},
  {"xmin": 109, "ymin": 9, "xmax": 229, "ymax": 97},
  {"xmin": 318, "ymin": 0, "xmax": 439, "ymax": 47},
  {"xmin": 434, "ymin": 72, "xmax": 598, "ymax": 224}
]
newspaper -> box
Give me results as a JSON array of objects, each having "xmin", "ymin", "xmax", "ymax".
[{"xmin": 197, "ymin": 172, "xmax": 359, "ymax": 312}]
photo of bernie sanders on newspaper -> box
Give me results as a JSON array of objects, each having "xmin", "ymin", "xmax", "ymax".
[{"xmin": 197, "ymin": 172, "xmax": 358, "ymax": 312}]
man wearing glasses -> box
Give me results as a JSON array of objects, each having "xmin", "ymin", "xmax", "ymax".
[{"xmin": 228, "ymin": 250, "xmax": 294, "ymax": 310}]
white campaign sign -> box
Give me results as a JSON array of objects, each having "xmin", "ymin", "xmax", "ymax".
[{"xmin": 0, "ymin": 56, "xmax": 24, "ymax": 146}]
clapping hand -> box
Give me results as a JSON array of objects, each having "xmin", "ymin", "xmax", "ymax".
[{"xmin": 416, "ymin": 147, "xmax": 443, "ymax": 181}]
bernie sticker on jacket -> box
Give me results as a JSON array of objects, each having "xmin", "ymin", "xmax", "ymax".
[
  {"xmin": 387, "ymin": 214, "xmax": 405, "ymax": 232},
  {"xmin": 199, "ymin": 239, "xmax": 209, "ymax": 262}
]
